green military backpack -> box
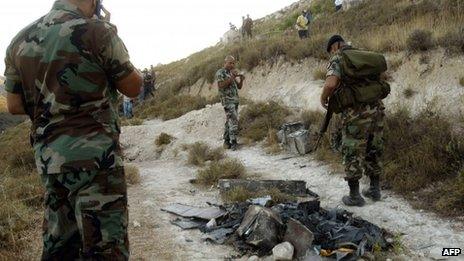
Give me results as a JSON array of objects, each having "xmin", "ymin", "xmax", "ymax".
[{"xmin": 329, "ymin": 48, "xmax": 391, "ymax": 113}]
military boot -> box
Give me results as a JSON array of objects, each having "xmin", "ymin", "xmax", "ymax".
[
  {"xmin": 230, "ymin": 140, "xmax": 238, "ymax": 151},
  {"xmin": 342, "ymin": 180, "xmax": 366, "ymax": 207},
  {"xmin": 362, "ymin": 176, "xmax": 381, "ymax": 201}
]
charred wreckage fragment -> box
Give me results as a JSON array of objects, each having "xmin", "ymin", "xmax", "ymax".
[{"xmin": 162, "ymin": 180, "xmax": 393, "ymax": 260}]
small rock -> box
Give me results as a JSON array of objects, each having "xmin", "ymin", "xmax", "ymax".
[
  {"xmin": 272, "ymin": 242, "xmax": 294, "ymax": 261},
  {"xmin": 248, "ymin": 255, "xmax": 259, "ymax": 261},
  {"xmin": 206, "ymin": 218, "xmax": 217, "ymax": 229},
  {"xmin": 133, "ymin": 220, "xmax": 141, "ymax": 228}
]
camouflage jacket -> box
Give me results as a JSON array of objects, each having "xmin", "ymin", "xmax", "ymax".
[
  {"xmin": 215, "ymin": 68, "xmax": 239, "ymax": 106},
  {"xmin": 4, "ymin": 0, "xmax": 134, "ymax": 174}
]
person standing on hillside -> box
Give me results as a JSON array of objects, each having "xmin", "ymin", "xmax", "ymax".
[
  {"xmin": 4, "ymin": 0, "xmax": 142, "ymax": 259},
  {"xmin": 320, "ymin": 35, "xmax": 387, "ymax": 207},
  {"xmin": 296, "ymin": 10, "xmax": 310, "ymax": 39},
  {"xmin": 216, "ymin": 56, "xmax": 245, "ymax": 151},
  {"xmin": 140, "ymin": 69, "xmax": 155, "ymax": 101},
  {"xmin": 243, "ymin": 14, "xmax": 253, "ymax": 39}
]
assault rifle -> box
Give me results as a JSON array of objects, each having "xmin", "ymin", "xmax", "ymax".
[{"xmin": 313, "ymin": 102, "xmax": 334, "ymax": 152}]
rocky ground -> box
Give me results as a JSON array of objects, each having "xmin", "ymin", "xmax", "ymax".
[{"xmin": 122, "ymin": 104, "xmax": 464, "ymax": 260}]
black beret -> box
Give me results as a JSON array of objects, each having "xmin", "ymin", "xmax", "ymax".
[{"xmin": 326, "ymin": 35, "xmax": 345, "ymax": 53}]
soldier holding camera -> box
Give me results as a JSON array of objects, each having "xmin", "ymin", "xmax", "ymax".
[{"xmin": 216, "ymin": 55, "xmax": 245, "ymax": 151}]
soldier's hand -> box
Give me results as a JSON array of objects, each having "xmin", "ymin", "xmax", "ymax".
[{"xmin": 321, "ymin": 97, "xmax": 328, "ymax": 110}]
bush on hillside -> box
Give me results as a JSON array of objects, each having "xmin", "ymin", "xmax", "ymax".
[
  {"xmin": 312, "ymin": 107, "xmax": 464, "ymax": 217},
  {"xmin": 185, "ymin": 142, "xmax": 225, "ymax": 167},
  {"xmin": 239, "ymin": 101, "xmax": 290, "ymax": 142},
  {"xmin": 155, "ymin": 133, "xmax": 174, "ymax": 146},
  {"xmin": 406, "ymin": 29, "xmax": 434, "ymax": 52},
  {"xmin": 196, "ymin": 159, "xmax": 246, "ymax": 186}
]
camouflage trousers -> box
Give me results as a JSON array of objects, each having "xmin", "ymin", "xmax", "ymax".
[
  {"xmin": 40, "ymin": 168, "xmax": 129, "ymax": 261},
  {"xmin": 223, "ymin": 103, "xmax": 239, "ymax": 142},
  {"xmin": 341, "ymin": 103, "xmax": 385, "ymax": 181}
]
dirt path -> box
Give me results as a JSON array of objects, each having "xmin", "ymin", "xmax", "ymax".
[
  {"xmin": 123, "ymin": 105, "xmax": 464, "ymax": 260},
  {"xmin": 128, "ymin": 160, "xmax": 237, "ymax": 260}
]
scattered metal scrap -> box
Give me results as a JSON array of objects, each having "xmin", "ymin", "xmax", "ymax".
[{"xmin": 162, "ymin": 180, "xmax": 392, "ymax": 260}]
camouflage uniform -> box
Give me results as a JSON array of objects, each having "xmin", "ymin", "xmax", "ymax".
[
  {"xmin": 4, "ymin": 0, "xmax": 133, "ymax": 259},
  {"xmin": 326, "ymin": 48, "xmax": 385, "ymax": 181},
  {"xmin": 216, "ymin": 68, "xmax": 239, "ymax": 143}
]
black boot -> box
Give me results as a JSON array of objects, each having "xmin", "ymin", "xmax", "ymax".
[
  {"xmin": 362, "ymin": 176, "xmax": 381, "ymax": 201},
  {"xmin": 342, "ymin": 180, "xmax": 366, "ymax": 207},
  {"xmin": 230, "ymin": 140, "xmax": 238, "ymax": 151}
]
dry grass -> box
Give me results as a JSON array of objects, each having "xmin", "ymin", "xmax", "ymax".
[
  {"xmin": 387, "ymin": 56, "xmax": 404, "ymax": 72},
  {"xmin": 406, "ymin": 29, "xmax": 434, "ymax": 52},
  {"xmin": 0, "ymin": 123, "xmax": 43, "ymax": 256},
  {"xmin": 312, "ymin": 66, "xmax": 327, "ymax": 81},
  {"xmin": 124, "ymin": 164, "xmax": 141, "ymax": 185},
  {"xmin": 121, "ymin": 117, "xmax": 144, "ymax": 126},
  {"xmin": 264, "ymin": 129, "xmax": 282, "ymax": 154},
  {"xmin": 314, "ymin": 107, "xmax": 464, "ymax": 217},
  {"xmin": 149, "ymin": 0, "xmax": 462, "ymax": 111},
  {"xmin": 0, "ymin": 96, "xmax": 7, "ymax": 113},
  {"xmin": 185, "ymin": 142, "xmax": 225, "ymax": 167},
  {"xmin": 300, "ymin": 110, "xmax": 324, "ymax": 130},
  {"xmin": 135, "ymin": 91, "xmax": 219, "ymax": 121},
  {"xmin": 155, "ymin": 133, "xmax": 174, "ymax": 146},
  {"xmin": 196, "ymin": 159, "xmax": 246, "ymax": 186},
  {"xmin": 403, "ymin": 87, "xmax": 416, "ymax": 99},
  {"xmin": 239, "ymin": 101, "xmax": 290, "ymax": 142},
  {"xmin": 222, "ymin": 186, "xmax": 296, "ymax": 204}
]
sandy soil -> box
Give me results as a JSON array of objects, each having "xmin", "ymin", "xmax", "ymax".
[{"xmin": 122, "ymin": 105, "xmax": 464, "ymax": 260}]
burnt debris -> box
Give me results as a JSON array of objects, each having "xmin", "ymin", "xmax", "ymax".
[{"xmin": 162, "ymin": 180, "xmax": 392, "ymax": 260}]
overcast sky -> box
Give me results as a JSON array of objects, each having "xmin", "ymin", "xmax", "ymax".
[{"xmin": 0, "ymin": 0, "xmax": 296, "ymax": 74}]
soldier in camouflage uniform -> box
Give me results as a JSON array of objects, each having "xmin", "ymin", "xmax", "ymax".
[
  {"xmin": 320, "ymin": 35, "xmax": 385, "ymax": 207},
  {"xmin": 216, "ymin": 56, "xmax": 245, "ymax": 151},
  {"xmin": 4, "ymin": 0, "xmax": 142, "ymax": 259}
]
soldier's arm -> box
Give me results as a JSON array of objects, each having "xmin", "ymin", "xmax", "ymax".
[
  {"xmin": 217, "ymin": 70, "xmax": 235, "ymax": 89},
  {"xmin": 320, "ymin": 76, "xmax": 340, "ymax": 109},
  {"xmin": 116, "ymin": 71, "xmax": 143, "ymax": 98},
  {"xmin": 4, "ymin": 50, "xmax": 26, "ymax": 115},
  {"xmin": 320, "ymin": 57, "xmax": 342, "ymax": 109},
  {"xmin": 97, "ymin": 23, "xmax": 142, "ymax": 98},
  {"xmin": 237, "ymin": 76, "xmax": 245, "ymax": 90},
  {"xmin": 6, "ymin": 93, "xmax": 26, "ymax": 115}
]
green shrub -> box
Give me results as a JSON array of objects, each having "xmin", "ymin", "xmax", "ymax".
[
  {"xmin": 460, "ymin": 77, "xmax": 464, "ymax": 87},
  {"xmin": 197, "ymin": 159, "xmax": 246, "ymax": 185},
  {"xmin": 239, "ymin": 101, "xmax": 290, "ymax": 142}
]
